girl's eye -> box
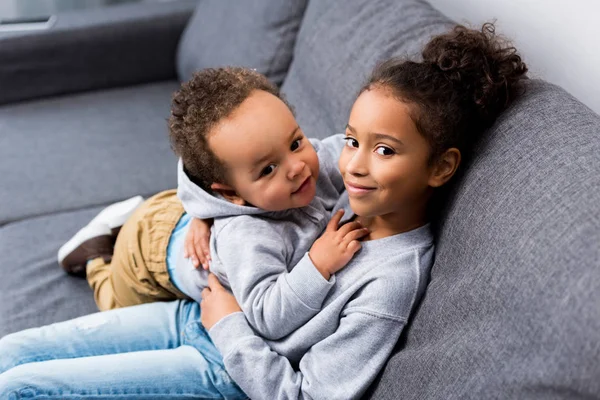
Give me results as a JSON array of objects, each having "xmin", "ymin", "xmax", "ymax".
[
  {"xmin": 260, "ymin": 164, "xmax": 276, "ymax": 177},
  {"xmin": 375, "ymin": 146, "xmax": 395, "ymax": 156},
  {"xmin": 344, "ymin": 137, "xmax": 358, "ymax": 148},
  {"xmin": 290, "ymin": 138, "xmax": 302, "ymax": 151}
]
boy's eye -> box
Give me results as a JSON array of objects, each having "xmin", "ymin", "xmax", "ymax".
[
  {"xmin": 290, "ymin": 138, "xmax": 302, "ymax": 151},
  {"xmin": 344, "ymin": 137, "xmax": 358, "ymax": 148},
  {"xmin": 375, "ymin": 146, "xmax": 395, "ymax": 156},
  {"xmin": 260, "ymin": 164, "xmax": 276, "ymax": 177}
]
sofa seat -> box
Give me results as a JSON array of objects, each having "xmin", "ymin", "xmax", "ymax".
[{"xmin": 0, "ymin": 206, "xmax": 106, "ymax": 335}]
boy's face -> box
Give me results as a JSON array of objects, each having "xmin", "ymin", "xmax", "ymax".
[{"xmin": 208, "ymin": 90, "xmax": 319, "ymax": 211}]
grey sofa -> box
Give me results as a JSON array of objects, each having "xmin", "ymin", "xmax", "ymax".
[{"xmin": 1, "ymin": 0, "xmax": 599, "ymax": 398}]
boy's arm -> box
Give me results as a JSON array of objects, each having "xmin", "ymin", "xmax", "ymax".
[
  {"xmin": 218, "ymin": 211, "xmax": 367, "ymax": 340},
  {"xmin": 208, "ymin": 308, "xmax": 406, "ymax": 400},
  {"xmin": 216, "ymin": 220, "xmax": 335, "ymax": 340}
]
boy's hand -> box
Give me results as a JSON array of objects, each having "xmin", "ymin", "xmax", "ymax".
[
  {"xmin": 309, "ymin": 210, "xmax": 369, "ymax": 280},
  {"xmin": 201, "ymin": 274, "xmax": 242, "ymax": 330},
  {"xmin": 184, "ymin": 217, "xmax": 213, "ymax": 269}
]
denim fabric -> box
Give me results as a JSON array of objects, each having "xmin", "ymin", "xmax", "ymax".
[{"xmin": 0, "ymin": 300, "xmax": 247, "ymax": 399}]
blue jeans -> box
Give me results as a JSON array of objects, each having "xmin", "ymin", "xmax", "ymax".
[{"xmin": 0, "ymin": 300, "xmax": 248, "ymax": 399}]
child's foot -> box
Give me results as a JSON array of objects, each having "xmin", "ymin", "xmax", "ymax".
[
  {"xmin": 58, "ymin": 223, "xmax": 114, "ymax": 277},
  {"xmin": 88, "ymin": 195, "xmax": 144, "ymax": 237},
  {"xmin": 57, "ymin": 195, "xmax": 144, "ymax": 277}
]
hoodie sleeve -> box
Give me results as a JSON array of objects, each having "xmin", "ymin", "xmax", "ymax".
[
  {"xmin": 214, "ymin": 219, "xmax": 335, "ymax": 340},
  {"xmin": 209, "ymin": 308, "xmax": 405, "ymax": 400},
  {"xmin": 311, "ymin": 134, "xmax": 346, "ymax": 197}
]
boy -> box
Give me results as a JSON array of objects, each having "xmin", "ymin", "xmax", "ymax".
[{"xmin": 58, "ymin": 67, "xmax": 366, "ymax": 339}]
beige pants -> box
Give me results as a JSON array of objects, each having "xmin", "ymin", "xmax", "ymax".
[{"xmin": 87, "ymin": 190, "xmax": 190, "ymax": 311}]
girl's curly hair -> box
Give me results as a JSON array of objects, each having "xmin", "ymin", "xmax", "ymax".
[
  {"xmin": 168, "ymin": 67, "xmax": 286, "ymax": 189},
  {"xmin": 362, "ymin": 23, "xmax": 528, "ymax": 163}
]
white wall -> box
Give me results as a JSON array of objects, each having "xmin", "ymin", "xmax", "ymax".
[{"xmin": 427, "ymin": 0, "xmax": 600, "ymax": 115}]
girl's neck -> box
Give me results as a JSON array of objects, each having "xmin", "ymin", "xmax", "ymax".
[{"xmin": 356, "ymin": 208, "xmax": 428, "ymax": 241}]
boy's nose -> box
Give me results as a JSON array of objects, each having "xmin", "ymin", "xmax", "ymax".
[{"xmin": 287, "ymin": 159, "xmax": 305, "ymax": 180}]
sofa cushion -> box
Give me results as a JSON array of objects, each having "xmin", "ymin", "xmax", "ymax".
[
  {"xmin": 0, "ymin": 207, "xmax": 103, "ymax": 336},
  {"xmin": 0, "ymin": 81, "xmax": 180, "ymax": 226},
  {"xmin": 281, "ymin": 0, "xmax": 454, "ymax": 139},
  {"xmin": 365, "ymin": 80, "xmax": 600, "ymax": 398},
  {"xmin": 176, "ymin": 0, "xmax": 308, "ymax": 85}
]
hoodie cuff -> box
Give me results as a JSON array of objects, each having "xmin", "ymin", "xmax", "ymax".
[
  {"xmin": 209, "ymin": 312, "xmax": 255, "ymax": 357},
  {"xmin": 285, "ymin": 252, "xmax": 335, "ymax": 310}
]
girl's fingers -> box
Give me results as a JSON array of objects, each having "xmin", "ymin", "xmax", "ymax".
[
  {"xmin": 201, "ymin": 287, "xmax": 210, "ymax": 300},
  {"xmin": 207, "ymin": 273, "xmax": 222, "ymax": 290},
  {"xmin": 326, "ymin": 210, "xmax": 345, "ymax": 231}
]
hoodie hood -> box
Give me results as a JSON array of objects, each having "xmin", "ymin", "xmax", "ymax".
[{"xmin": 177, "ymin": 159, "xmax": 273, "ymax": 219}]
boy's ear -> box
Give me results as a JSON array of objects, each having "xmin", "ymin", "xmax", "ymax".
[
  {"xmin": 210, "ymin": 183, "xmax": 246, "ymax": 206},
  {"xmin": 428, "ymin": 148, "xmax": 461, "ymax": 188}
]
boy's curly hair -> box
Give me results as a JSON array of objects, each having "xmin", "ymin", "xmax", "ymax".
[{"xmin": 169, "ymin": 67, "xmax": 285, "ymax": 189}]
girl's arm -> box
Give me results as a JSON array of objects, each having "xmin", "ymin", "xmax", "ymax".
[{"xmin": 202, "ymin": 278, "xmax": 406, "ymax": 400}]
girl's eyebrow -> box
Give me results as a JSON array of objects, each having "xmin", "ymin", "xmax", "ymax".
[
  {"xmin": 372, "ymin": 133, "xmax": 404, "ymax": 146},
  {"xmin": 346, "ymin": 124, "xmax": 404, "ymax": 145}
]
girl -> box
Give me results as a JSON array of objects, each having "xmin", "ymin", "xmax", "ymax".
[{"xmin": 0, "ymin": 24, "xmax": 526, "ymax": 399}]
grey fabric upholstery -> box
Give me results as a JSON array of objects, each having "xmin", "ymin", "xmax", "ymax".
[
  {"xmin": 0, "ymin": 81, "xmax": 180, "ymax": 226},
  {"xmin": 1, "ymin": 0, "xmax": 599, "ymax": 397},
  {"xmin": 0, "ymin": 0, "xmax": 196, "ymax": 105},
  {"xmin": 365, "ymin": 80, "xmax": 600, "ymax": 399},
  {"xmin": 176, "ymin": 0, "xmax": 308, "ymax": 86},
  {"xmin": 282, "ymin": 0, "xmax": 454, "ymax": 139},
  {"xmin": 0, "ymin": 207, "xmax": 104, "ymax": 336}
]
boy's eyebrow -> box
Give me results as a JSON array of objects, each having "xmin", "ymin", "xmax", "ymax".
[
  {"xmin": 346, "ymin": 124, "xmax": 403, "ymax": 146},
  {"xmin": 251, "ymin": 126, "xmax": 301, "ymax": 171},
  {"xmin": 289, "ymin": 125, "xmax": 300, "ymax": 139}
]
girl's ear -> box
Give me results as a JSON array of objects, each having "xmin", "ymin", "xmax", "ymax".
[
  {"xmin": 428, "ymin": 148, "xmax": 461, "ymax": 188},
  {"xmin": 210, "ymin": 183, "xmax": 246, "ymax": 206}
]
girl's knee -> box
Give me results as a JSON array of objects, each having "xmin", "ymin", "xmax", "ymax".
[
  {"xmin": 0, "ymin": 365, "xmax": 39, "ymax": 399},
  {"xmin": 0, "ymin": 332, "xmax": 33, "ymax": 374}
]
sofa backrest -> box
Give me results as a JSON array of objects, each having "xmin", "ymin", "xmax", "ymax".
[
  {"xmin": 281, "ymin": 0, "xmax": 453, "ymax": 139},
  {"xmin": 176, "ymin": 0, "xmax": 308, "ymax": 86}
]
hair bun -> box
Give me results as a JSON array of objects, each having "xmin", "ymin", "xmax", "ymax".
[{"xmin": 422, "ymin": 23, "xmax": 528, "ymax": 123}]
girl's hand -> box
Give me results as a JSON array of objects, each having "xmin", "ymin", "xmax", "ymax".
[
  {"xmin": 201, "ymin": 274, "xmax": 242, "ymax": 330},
  {"xmin": 308, "ymin": 210, "xmax": 369, "ymax": 280},
  {"xmin": 184, "ymin": 217, "xmax": 213, "ymax": 269}
]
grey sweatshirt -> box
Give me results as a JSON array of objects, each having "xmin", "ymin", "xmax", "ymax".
[
  {"xmin": 208, "ymin": 215, "xmax": 434, "ymax": 400},
  {"xmin": 175, "ymin": 135, "xmax": 347, "ymax": 340}
]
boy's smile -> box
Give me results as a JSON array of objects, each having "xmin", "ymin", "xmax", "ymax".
[{"xmin": 208, "ymin": 90, "xmax": 319, "ymax": 211}]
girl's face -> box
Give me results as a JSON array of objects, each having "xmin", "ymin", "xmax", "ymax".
[{"xmin": 339, "ymin": 87, "xmax": 437, "ymax": 219}]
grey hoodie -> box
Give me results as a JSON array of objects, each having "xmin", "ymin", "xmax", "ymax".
[
  {"xmin": 175, "ymin": 135, "xmax": 347, "ymax": 340},
  {"xmin": 208, "ymin": 213, "xmax": 434, "ymax": 400}
]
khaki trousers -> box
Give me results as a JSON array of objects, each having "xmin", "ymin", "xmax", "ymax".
[{"xmin": 87, "ymin": 190, "xmax": 190, "ymax": 311}]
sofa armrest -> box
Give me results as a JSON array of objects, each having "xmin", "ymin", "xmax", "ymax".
[{"xmin": 0, "ymin": 0, "xmax": 197, "ymax": 105}]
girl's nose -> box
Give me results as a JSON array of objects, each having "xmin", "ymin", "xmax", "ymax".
[{"xmin": 345, "ymin": 150, "xmax": 368, "ymax": 176}]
